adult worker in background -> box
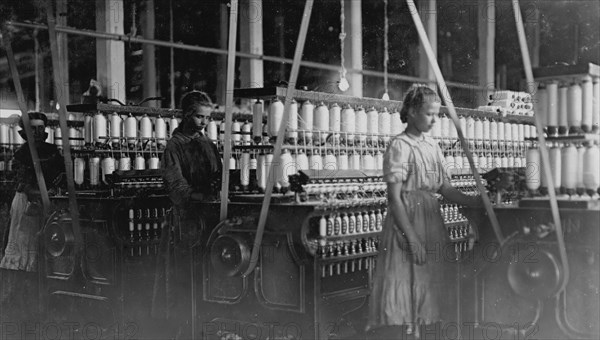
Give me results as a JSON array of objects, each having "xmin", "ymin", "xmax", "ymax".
[
  {"xmin": 0, "ymin": 112, "xmax": 64, "ymax": 323},
  {"xmin": 152, "ymin": 91, "xmax": 222, "ymax": 339}
]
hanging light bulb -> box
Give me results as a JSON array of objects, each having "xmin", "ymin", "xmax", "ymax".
[
  {"xmin": 338, "ymin": 0, "xmax": 350, "ymax": 92},
  {"xmin": 382, "ymin": 0, "xmax": 390, "ymax": 101},
  {"xmin": 338, "ymin": 75, "xmax": 350, "ymax": 92}
]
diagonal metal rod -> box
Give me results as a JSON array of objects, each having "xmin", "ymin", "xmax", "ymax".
[
  {"xmin": 219, "ymin": 0, "xmax": 239, "ymax": 220},
  {"xmin": 45, "ymin": 0, "xmax": 83, "ymax": 248},
  {"xmin": 511, "ymin": 0, "xmax": 568, "ymax": 290},
  {"xmin": 2, "ymin": 30, "xmax": 51, "ymax": 217},
  {"xmin": 406, "ymin": 0, "xmax": 505, "ymax": 244},
  {"xmin": 242, "ymin": 0, "xmax": 315, "ymax": 277}
]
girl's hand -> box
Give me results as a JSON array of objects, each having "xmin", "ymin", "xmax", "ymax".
[
  {"xmin": 407, "ymin": 236, "xmax": 427, "ymax": 265},
  {"xmin": 398, "ymin": 231, "xmax": 427, "ymax": 265}
]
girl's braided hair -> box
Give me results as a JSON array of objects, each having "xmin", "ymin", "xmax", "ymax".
[{"xmin": 399, "ymin": 84, "xmax": 440, "ymax": 123}]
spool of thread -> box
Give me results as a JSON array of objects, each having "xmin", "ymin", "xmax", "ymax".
[
  {"xmin": 0, "ymin": 124, "xmax": 8, "ymax": 145},
  {"xmin": 93, "ymin": 113, "xmax": 108, "ymax": 144},
  {"xmin": 507, "ymin": 155, "xmax": 515, "ymax": 168},
  {"xmin": 517, "ymin": 124, "xmax": 525, "ymax": 142},
  {"xmin": 549, "ymin": 146, "xmax": 562, "ymax": 191},
  {"xmin": 296, "ymin": 150, "xmax": 309, "ymax": 170},
  {"xmin": 329, "ymin": 103, "xmax": 341, "ymax": 144},
  {"xmin": 337, "ymin": 151, "xmax": 349, "ymax": 170},
  {"xmin": 341, "ymin": 105, "xmax": 356, "ymax": 143},
  {"xmin": 582, "ymin": 144, "xmax": 600, "ymax": 195},
  {"xmin": 44, "ymin": 126, "xmax": 54, "ymax": 144},
  {"xmin": 135, "ymin": 154, "xmax": 146, "ymax": 170},
  {"xmin": 482, "ymin": 119, "xmax": 490, "ymax": 141},
  {"xmin": 375, "ymin": 151, "xmax": 383, "ymax": 170},
  {"xmin": 299, "ymin": 100, "xmax": 314, "ymax": 142},
  {"xmin": 511, "ymin": 123, "xmax": 519, "ymax": 143},
  {"xmin": 362, "ymin": 152, "xmax": 375, "ymax": 170},
  {"xmin": 309, "ymin": 150, "xmax": 323, "ymax": 170},
  {"xmin": 474, "ymin": 118, "xmax": 483, "ymax": 141},
  {"xmin": 257, "ymin": 154, "xmax": 267, "ymax": 190},
  {"xmin": 546, "ymin": 82, "xmax": 559, "ymax": 135},
  {"xmin": 125, "ymin": 114, "xmax": 138, "ymax": 144},
  {"xmin": 504, "ymin": 122, "xmax": 513, "ymax": 142},
  {"xmin": 488, "ymin": 120, "xmax": 497, "ymax": 141},
  {"xmin": 576, "ymin": 145, "xmax": 585, "ymax": 192},
  {"xmin": 169, "ymin": 117, "xmax": 179, "ymax": 137},
  {"xmin": 232, "ymin": 120, "xmax": 241, "ymax": 143},
  {"xmin": 155, "ymin": 116, "xmax": 167, "ymax": 146},
  {"xmin": 253, "ymin": 100, "xmax": 264, "ymax": 141},
  {"xmin": 110, "ymin": 113, "xmax": 122, "ymax": 145},
  {"xmin": 239, "ymin": 152, "xmax": 251, "ymax": 187},
  {"xmin": 497, "ymin": 121, "xmax": 505, "ymax": 141},
  {"xmin": 367, "ymin": 107, "xmax": 379, "ymax": 144},
  {"xmin": 567, "ymin": 82, "xmax": 583, "ymax": 133},
  {"xmin": 524, "ymin": 124, "xmax": 531, "ymax": 139},
  {"xmin": 390, "ymin": 110, "xmax": 402, "ymax": 135},
  {"xmin": 148, "ymin": 155, "xmax": 160, "ymax": 169},
  {"xmin": 593, "ymin": 78, "xmax": 599, "ymax": 132},
  {"xmin": 558, "ymin": 84, "xmax": 568, "ymax": 135},
  {"xmin": 449, "ymin": 119, "xmax": 457, "ymax": 139},
  {"xmin": 314, "ymin": 103, "xmax": 329, "ymax": 144},
  {"xmin": 101, "ymin": 157, "xmax": 115, "ymax": 183},
  {"xmin": 219, "ymin": 122, "xmax": 226, "ymax": 142},
  {"xmin": 324, "ymin": 152, "xmax": 337, "ymax": 171},
  {"xmin": 379, "ymin": 107, "xmax": 391, "ymax": 142},
  {"xmin": 228, "ymin": 156, "xmax": 236, "ymax": 170},
  {"xmin": 534, "ymin": 87, "xmax": 548, "ymax": 127},
  {"xmin": 530, "ymin": 125, "xmax": 537, "ymax": 139},
  {"xmin": 285, "ymin": 99, "xmax": 298, "ymax": 142},
  {"xmin": 84, "ymin": 115, "xmax": 93, "ymax": 144},
  {"xmin": 249, "ymin": 156, "xmax": 257, "ymax": 170},
  {"xmin": 526, "ymin": 148, "xmax": 541, "ymax": 192},
  {"xmin": 206, "ymin": 119, "xmax": 218, "ymax": 141},
  {"xmin": 74, "ymin": 157, "xmax": 85, "ymax": 185},
  {"xmin": 89, "ymin": 157, "xmax": 100, "ymax": 186},
  {"xmin": 581, "ymin": 76, "xmax": 593, "ymax": 132},
  {"xmin": 350, "ymin": 152, "xmax": 361, "ymax": 170},
  {"xmin": 465, "ymin": 117, "xmax": 475, "ymax": 140},
  {"xmin": 241, "ymin": 121, "xmax": 252, "ymax": 144},
  {"xmin": 478, "ymin": 154, "xmax": 487, "ymax": 170},
  {"xmin": 119, "ymin": 155, "xmax": 131, "ymax": 171},
  {"xmin": 440, "ymin": 115, "xmax": 450, "ymax": 137},
  {"xmin": 355, "ymin": 106, "xmax": 367, "ymax": 144},
  {"xmin": 68, "ymin": 127, "xmax": 78, "ymax": 147},
  {"xmin": 561, "ymin": 144, "xmax": 578, "ymax": 193},
  {"xmin": 279, "ymin": 150, "xmax": 295, "ymax": 188},
  {"xmin": 54, "ymin": 126, "xmax": 62, "ymax": 146}
]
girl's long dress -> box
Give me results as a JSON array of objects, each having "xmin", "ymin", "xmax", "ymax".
[{"xmin": 368, "ymin": 133, "xmax": 456, "ymax": 330}]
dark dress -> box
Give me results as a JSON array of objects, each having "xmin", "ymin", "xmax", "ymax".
[{"xmin": 152, "ymin": 128, "xmax": 222, "ymax": 322}]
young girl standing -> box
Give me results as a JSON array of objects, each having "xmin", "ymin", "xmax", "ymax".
[{"xmin": 367, "ymin": 85, "xmax": 482, "ymax": 339}]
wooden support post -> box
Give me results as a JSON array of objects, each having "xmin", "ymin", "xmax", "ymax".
[
  {"xmin": 56, "ymin": 0, "xmax": 69, "ymax": 104},
  {"xmin": 417, "ymin": 0, "xmax": 436, "ymax": 89},
  {"xmin": 344, "ymin": 0, "xmax": 363, "ymax": 97},
  {"xmin": 95, "ymin": 0, "xmax": 126, "ymax": 102},
  {"xmin": 240, "ymin": 0, "xmax": 264, "ymax": 89},
  {"xmin": 142, "ymin": 0, "xmax": 157, "ymax": 107},
  {"xmin": 478, "ymin": 0, "xmax": 495, "ymax": 106}
]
